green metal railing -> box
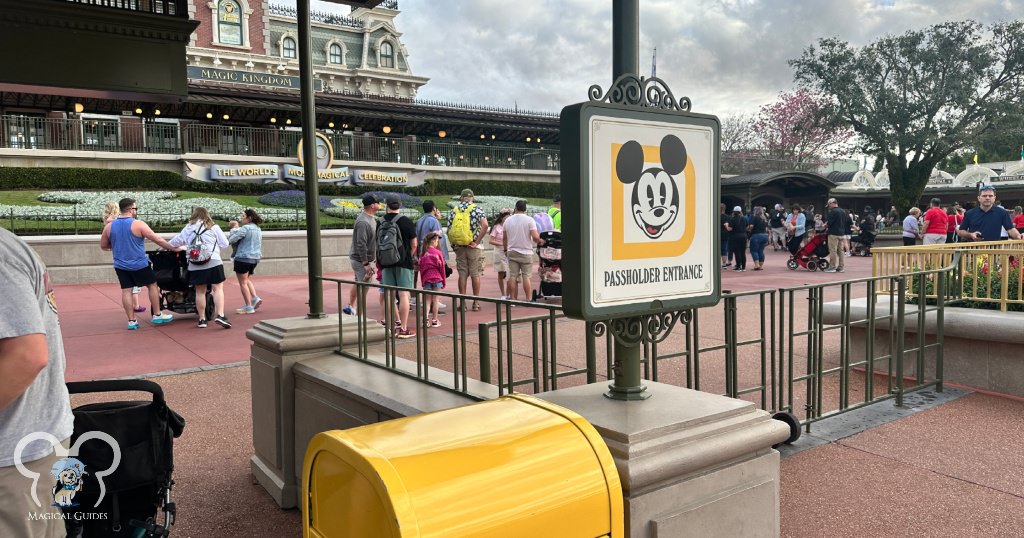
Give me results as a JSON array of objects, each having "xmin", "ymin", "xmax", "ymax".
[{"xmin": 318, "ymin": 257, "xmax": 956, "ymax": 428}]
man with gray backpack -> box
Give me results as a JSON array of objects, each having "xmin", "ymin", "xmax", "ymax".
[{"xmin": 377, "ymin": 194, "xmax": 418, "ymax": 339}]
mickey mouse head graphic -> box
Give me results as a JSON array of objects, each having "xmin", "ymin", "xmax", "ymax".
[{"xmin": 615, "ymin": 134, "xmax": 688, "ymax": 239}]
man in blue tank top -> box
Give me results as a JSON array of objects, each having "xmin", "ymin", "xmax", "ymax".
[{"xmin": 100, "ymin": 198, "xmax": 179, "ymax": 329}]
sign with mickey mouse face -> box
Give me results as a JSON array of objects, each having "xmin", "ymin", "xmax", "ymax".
[{"xmin": 560, "ymin": 102, "xmax": 720, "ymax": 320}]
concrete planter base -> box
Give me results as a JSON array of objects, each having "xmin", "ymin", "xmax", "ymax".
[{"xmin": 822, "ymin": 298, "xmax": 1024, "ymax": 397}]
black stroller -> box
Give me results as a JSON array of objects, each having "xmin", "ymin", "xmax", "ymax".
[
  {"xmin": 149, "ymin": 250, "xmax": 214, "ymax": 320},
  {"xmin": 533, "ymin": 230, "xmax": 562, "ymax": 301},
  {"xmin": 850, "ymin": 230, "xmax": 876, "ymax": 257},
  {"xmin": 63, "ymin": 379, "xmax": 185, "ymax": 537}
]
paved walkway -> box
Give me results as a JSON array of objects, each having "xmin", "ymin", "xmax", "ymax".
[{"xmin": 55, "ymin": 248, "xmax": 1024, "ymax": 537}]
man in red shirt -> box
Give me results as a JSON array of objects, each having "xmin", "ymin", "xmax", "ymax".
[{"xmin": 921, "ymin": 198, "xmax": 949, "ymax": 245}]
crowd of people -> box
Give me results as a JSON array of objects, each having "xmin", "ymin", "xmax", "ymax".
[
  {"xmin": 342, "ymin": 190, "xmax": 558, "ymax": 339},
  {"xmin": 100, "ymin": 198, "xmax": 265, "ymax": 330}
]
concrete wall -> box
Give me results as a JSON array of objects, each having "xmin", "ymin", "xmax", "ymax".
[
  {"xmin": 24, "ymin": 229, "xmax": 355, "ymax": 285},
  {"xmin": 822, "ymin": 298, "xmax": 1024, "ymax": 397}
]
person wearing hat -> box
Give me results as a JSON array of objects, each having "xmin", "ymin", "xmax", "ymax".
[
  {"xmin": 343, "ymin": 194, "xmax": 380, "ymax": 316},
  {"xmin": 547, "ymin": 195, "xmax": 562, "ymax": 231},
  {"xmin": 958, "ymin": 184, "xmax": 1021, "ymax": 242},
  {"xmin": 722, "ymin": 205, "xmax": 748, "ymax": 271},
  {"xmin": 921, "ymin": 197, "xmax": 948, "ymax": 245},
  {"xmin": 447, "ymin": 189, "xmax": 489, "ymax": 310},
  {"xmin": 769, "ymin": 203, "xmax": 787, "ymax": 251},
  {"xmin": 823, "ymin": 197, "xmax": 846, "ymax": 273}
]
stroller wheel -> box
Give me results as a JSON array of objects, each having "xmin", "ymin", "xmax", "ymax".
[
  {"xmin": 786, "ymin": 258, "xmax": 798, "ymax": 270},
  {"xmin": 807, "ymin": 259, "xmax": 818, "ymax": 271},
  {"xmin": 817, "ymin": 260, "xmax": 830, "ymax": 271}
]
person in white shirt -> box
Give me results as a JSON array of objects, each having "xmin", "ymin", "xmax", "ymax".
[{"xmin": 501, "ymin": 200, "xmax": 545, "ymax": 301}]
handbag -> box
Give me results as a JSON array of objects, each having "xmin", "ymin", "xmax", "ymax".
[{"xmin": 444, "ymin": 263, "xmax": 453, "ymax": 278}]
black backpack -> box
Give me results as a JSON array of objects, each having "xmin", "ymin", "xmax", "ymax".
[{"xmin": 376, "ymin": 215, "xmax": 405, "ymax": 267}]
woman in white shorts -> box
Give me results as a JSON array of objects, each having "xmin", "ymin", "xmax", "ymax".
[{"xmin": 489, "ymin": 209, "xmax": 512, "ymax": 300}]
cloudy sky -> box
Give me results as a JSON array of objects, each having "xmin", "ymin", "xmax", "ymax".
[{"xmin": 306, "ymin": 0, "xmax": 1019, "ymax": 117}]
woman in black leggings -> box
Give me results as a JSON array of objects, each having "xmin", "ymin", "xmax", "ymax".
[{"xmin": 724, "ymin": 206, "xmax": 749, "ymax": 271}]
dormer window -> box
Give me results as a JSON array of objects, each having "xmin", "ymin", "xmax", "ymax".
[
  {"xmin": 329, "ymin": 43, "xmax": 343, "ymax": 65},
  {"xmin": 218, "ymin": 0, "xmax": 242, "ymax": 46},
  {"xmin": 380, "ymin": 41, "xmax": 394, "ymax": 68},
  {"xmin": 282, "ymin": 37, "xmax": 297, "ymax": 59}
]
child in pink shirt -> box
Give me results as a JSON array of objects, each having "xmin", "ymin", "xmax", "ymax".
[{"xmin": 418, "ymin": 231, "xmax": 447, "ymax": 327}]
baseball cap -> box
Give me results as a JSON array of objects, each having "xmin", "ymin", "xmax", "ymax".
[
  {"xmin": 460, "ymin": 188, "xmax": 474, "ymax": 198},
  {"xmin": 733, "ymin": 206, "xmax": 742, "ymax": 212},
  {"xmin": 979, "ymin": 184, "xmax": 995, "ymax": 192},
  {"xmin": 775, "ymin": 203, "xmax": 783, "ymax": 210},
  {"xmin": 552, "ymin": 195, "xmax": 561, "ymax": 203},
  {"xmin": 385, "ymin": 194, "xmax": 402, "ymax": 208},
  {"xmin": 362, "ymin": 194, "xmax": 378, "ymax": 207}
]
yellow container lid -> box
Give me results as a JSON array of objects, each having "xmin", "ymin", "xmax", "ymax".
[{"xmin": 303, "ymin": 394, "xmax": 623, "ymax": 538}]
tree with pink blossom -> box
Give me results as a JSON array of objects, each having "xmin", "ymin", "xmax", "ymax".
[{"xmin": 751, "ymin": 88, "xmax": 854, "ymax": 170}]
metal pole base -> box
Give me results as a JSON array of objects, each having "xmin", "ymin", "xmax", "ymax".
[{"xmin": 605, "ymin": 383, "xmax": 651, "ymax": 401}]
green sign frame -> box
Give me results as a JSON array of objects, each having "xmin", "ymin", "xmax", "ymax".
[{"xmin": 560, "ymin": 101, "xmax": 722, "ymax": 321}]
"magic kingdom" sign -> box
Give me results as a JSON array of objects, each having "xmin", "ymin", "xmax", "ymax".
[{"xmin": 187, "ymin": 66, "xmax": 323, "ymax": 92}]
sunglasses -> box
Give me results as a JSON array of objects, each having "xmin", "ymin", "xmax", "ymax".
[{"xmin": 978, "ymin": 184, "xmax": 995, "ymax": 192}]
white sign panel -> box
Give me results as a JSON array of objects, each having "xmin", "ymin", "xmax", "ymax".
[{"xmin": 587, "ymin": 116, "xmax": 716, "ymax": 310}]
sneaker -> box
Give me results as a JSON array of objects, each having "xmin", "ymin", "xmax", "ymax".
[
  {"xmin": 127, "ymin": 320, "xmax": 139, "ymax": 330},
  {"xmin": 378, "ymin": 319, "xmax": 402, "ymax": 328},
  {"xmin": 252, "ymin": 296, "xmax": 263, "ymax": 310},
  {"xmin": 151, "ymin": 312, "xmax": 174, "ymax": 324},
  {"xmin": 236, "ymin": 305, "xmax": 256, "ymax": 315},
  {"xmin": 438, "ymin": 302, "xmax": 447, "ymax": 309},
  {"xmin": 823, "ymin": 268, "xmax": 838, "ymax": 273},
  {"xmin": 836, "ymin": 267, "xmax": 845, "ymax": 273},
  {"xmin": 499, "ymin": 295, "xmax": 509, "ymax": 301},
  {"xmin": 197, "ymin": 319, "xmax": 208, "ymax": 328},
  {"xmin": 396, "ymin": 328, "xmax": 416, "ymax": 339},
  {"xmin": 132, "ymin": 286, "xmax": 141, "ymax": 295},
  {"xmin": 429, "ymin": 319, "xmax": 441, "ymax": 328},
  {"xmin": 214, "ymin": 315, "xmax": 232, "ymax": 328},
  {"xmin": 342, "ymin": 305, "xmax": 355, "ymax": 316},
  {"xmin": 134, "ymin": 306, "xmax": 148, "ymax": 313}
]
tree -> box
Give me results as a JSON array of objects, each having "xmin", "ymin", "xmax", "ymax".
[
  {"xmin": 940, "ymin": 109, "xmax": 1024, "ymax": 173},
  {"xmin": 790, "ymin": 20, "xmax": 1024, "ymax": 212},
  {"xmin": 721, "ymin": 113, "xmax": 756, "ymax": 153},
  {"xmin": 750, "ymin": 89, "xmax": 853, "ymax": 169}
]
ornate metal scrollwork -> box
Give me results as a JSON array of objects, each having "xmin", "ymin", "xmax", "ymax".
[
  {"xmin": 588, "ymin": 75, "xmax": 692, "ymax": 112},
  {"xmin": 595, "ymin": 310, "xmax": 691, "ymax": 347}
]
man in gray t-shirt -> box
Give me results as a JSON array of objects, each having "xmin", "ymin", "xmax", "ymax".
[
  {"xmin": 0, "ymin": 228, "xmax": 74, "ymax": 536},
  {"xmin": 344, "ymin": 195, "xmax": 380, "ymax": 315}
]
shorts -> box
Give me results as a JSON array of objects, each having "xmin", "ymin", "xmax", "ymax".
[
  {"xmin": 422, "ymin": 281, "xmax": 444, "ymax": 290},
  {"xmin": 381, "ymin": 267, "xmax": 415, "ymax": 289},
  {"xmin": 507, "ymin": 250, "xmax": 534, "ymax": 280},
  {"xmin": 115, "ymin": 266, "xmax": 156, "ymax": 289},
  {"xmin": 351, "ymin": 259, "xmax": 373, "ymax": 282},
  {"xmin": 233, "ymin": 260, "xmax": 258, "ymax": 275},
  {"xmin": 455, "ymin": 246, "xmax": 485, "ymax": 277},
  {"xmin": 0, "ymin": 437, "xmax": 70, "ymax": 538},
  {"xmin": 188, "ymin": 265, "xmax": 226, "ymax": 286},
  {"xmin": 493, "ymin": 250, "xmax": 509, "ymax": 273}
]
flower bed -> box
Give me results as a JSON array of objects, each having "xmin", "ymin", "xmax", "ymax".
[
  {"xmin": 0, "ymin": 191, "xmax": 305, "ymax": 225},
  {"xmin": 257, "ymin": 190, "xmax": 336, "ymax": 211},
  {"xmin": 445, "ymin": 195, "xmax": 550, "ymax": 215}
]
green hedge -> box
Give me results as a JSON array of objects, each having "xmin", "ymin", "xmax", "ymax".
[{"xmin": 0, "ymin": 167, "xmax": 560, "ymax": 198}]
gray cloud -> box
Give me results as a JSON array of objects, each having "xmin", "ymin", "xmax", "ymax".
[{"xmin": 298, "ymin": 0, "xmax": 1020, "ymax": 116}]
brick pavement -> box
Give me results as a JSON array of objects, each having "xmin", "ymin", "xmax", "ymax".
[{"xmin": 54, "ymin": 247, "xmax": 1024, "ymax": 536}]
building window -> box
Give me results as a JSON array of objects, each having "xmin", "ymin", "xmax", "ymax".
[
  {"xmin": 329, "ymin": 43, "xmax": 343, "ymax": 64},
  {"xmin": 217, "ymin": 0, "xmax": 243, "ymax": 46},
  {"xmin": 282, "ymin": 37, "xmax": 297, "ymax": 59},
  {"xmin": 380, "ymin": 41, "xmax": 394, "ymax": 68}
]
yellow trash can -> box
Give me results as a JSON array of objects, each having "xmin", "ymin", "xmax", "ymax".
[{"xmin": 302, "ymin": 394, "xmax": 623, "ymax": 538}]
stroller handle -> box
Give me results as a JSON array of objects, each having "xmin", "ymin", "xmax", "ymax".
[{"xmin": 66, "ymin": 379, "xmax": 165, "ymax": 405}]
